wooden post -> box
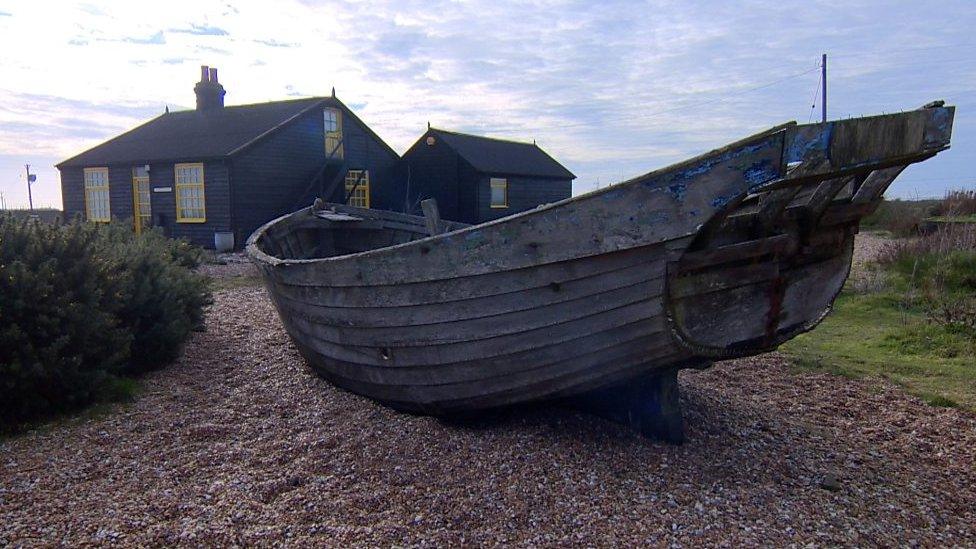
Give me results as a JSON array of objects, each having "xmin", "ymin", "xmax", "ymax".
[
  {"xmin": 569, "ymin": 367, "xmax": 687, "ymax": 443},
  {"xmin": 421, "ymin": 198, "xmax": 443, "ymax": 236},
  {"xmin": 821, "ymin": 53, "xmax": 827, "ymax": 123},
  {"xmin": 25, "ymin": 164, "xmax": 34, "ymax": 212}
]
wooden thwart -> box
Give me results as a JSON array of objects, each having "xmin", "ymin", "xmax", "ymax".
[{"xmin": 678, "ymin": 234, "xmax": 795, "ymax": 272}]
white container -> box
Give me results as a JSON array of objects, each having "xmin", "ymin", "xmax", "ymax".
[{"xmin": 214, "ymin": 231, "xmax": 235, "ymax": 252}]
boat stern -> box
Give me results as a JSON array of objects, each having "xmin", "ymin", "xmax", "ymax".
[{"xmin": 665, "ymin": 102, "xmax": 955, "ymax": 358}]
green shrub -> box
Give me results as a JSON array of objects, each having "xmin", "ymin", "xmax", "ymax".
[
  {"xmin": 874, "ymin": 224, "xmax": 976, "ymax": 340},
  {"xmin": 0, "ymin": 216, "xmax": 211, "ymax": 427},
  {"xmin": 932, "ymin": 189, "xmax": 976, "ymax": 218},
  {"xmin": 861, "ymin": 198, "xmax": 939, "ymax": 236},
  {"xmin": 94, "ymin": 225, "xmax": 212, "ymax": 372}
]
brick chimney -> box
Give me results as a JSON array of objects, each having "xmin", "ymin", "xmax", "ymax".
[{"xmin": 194, "ymin": 65, "xmax": 225, "ymax": 111}]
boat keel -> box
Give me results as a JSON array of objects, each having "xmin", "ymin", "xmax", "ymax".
[{"xmin": 569, "ymin": 367, "xmax": 689, "ymax": 444}]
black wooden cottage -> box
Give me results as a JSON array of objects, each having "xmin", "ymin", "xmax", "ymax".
[
  {"xmin": 399, "ymin": 128, "xmax": 575, "ymax": 224},
  {"xmin": 57, "ymin": 66, "xmax": 399, "ymax": 249}
]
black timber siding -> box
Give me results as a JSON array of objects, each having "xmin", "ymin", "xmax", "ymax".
[
  {"xmin": 400, "ymin": 137, "xmax": 573, "ymax": 224},
  {"xmin": 58, "ymin": 165, "xmax": 135, "ymax": 224},
  {"xmin": 475, "ymin": 174, "xmax": 571, "ymax": 222},
  {"xmin": 59, "ymin": 161, "xmax": 230, "ymax": 248},
  {"xmin": 341, "ymin": 111, "xmax": 399, "ymax": 212},
  {"xmin": 231, "ymin": 106, "xmax": 399, "ymax": 244},
  {"xmin": 59, "ymin": 167, "xmax": 85, "ymax": 223},
  {"xmin": 149, "ymin": 160, "xmax": 232, "ymax": 248},
  {"xmin": 398, "ymin": 137, "xmax": 460, "ymax": 218}
]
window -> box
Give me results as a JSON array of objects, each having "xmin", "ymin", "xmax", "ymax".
[
  {"xmin": 490, "ymin": 177, "xmax": 508, "ymax": 208},
  {"xmin": 84, "ymin": 167, "xmax": 110, "ymax": 222},
  {"xmin": 344, "ymin": 170, "xmax": 370, "ymax": 208},
  {"xmin": 324, "ymin": 108, "xmax": 344, "ymax": 159},
  {"xmin": 175, "ymin": 163, "xmax": 206, "ymax": 222}
]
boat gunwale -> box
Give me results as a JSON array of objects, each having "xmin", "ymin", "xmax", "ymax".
[{"xmin": 245, "ymin": 121, "xmax": 799, "ymax": 268}]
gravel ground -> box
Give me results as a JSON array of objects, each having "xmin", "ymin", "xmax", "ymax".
[
  {"xmin": 195, "ymin": 252, "xmax": 259, "ymax": 280},
  {"xmin": 2, "ymin": 237, "xmax": 975, "ymax": 546}
]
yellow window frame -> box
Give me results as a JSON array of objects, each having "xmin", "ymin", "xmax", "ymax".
[
  {"xmin": 83, "ymin": 167, "xmax": 111, "ymax": 222},
  {"xmin": 132, "ymin": 168, "xmax": 151, "ymax": 234},
  {"xmin": 175, "ymin": 162, "xmax": 206, "ymax": 223},
  {"xmin": 325, "ymin": 108, "xmax": 344, "ymax": 160},
  {"xmin": 344, "ymin": 170, "xmax": 370, "ymax": 208},
  {"xmin": 490, "ymin": 177, "xmax": 508, "ymax": 208}
]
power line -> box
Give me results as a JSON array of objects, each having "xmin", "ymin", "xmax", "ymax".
[{"xmin": 807, "ymin": 62, "xmax": 823, "ymax": 123}]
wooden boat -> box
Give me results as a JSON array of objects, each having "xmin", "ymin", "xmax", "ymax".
[{"xmin": 248, "ymin": 102, "xmax": 954, "ymax": 441}]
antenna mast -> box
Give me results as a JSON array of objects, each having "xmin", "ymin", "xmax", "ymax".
[{"xmin": 821, "ymin": 53, "xmax": 827, "ymax": 123}]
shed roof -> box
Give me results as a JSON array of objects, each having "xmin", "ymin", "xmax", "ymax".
[
  {"xmin": 57, "ymin": 96, "xmax": 394, "ymax": 168},
  {"xmin": 429, "ymin": 129, "xmax": 575, "ymax": 179}
]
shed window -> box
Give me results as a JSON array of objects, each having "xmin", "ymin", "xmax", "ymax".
[
  {"xmin": 324, "ymin": 108, "xmax": 344, "ymax": 159},
  {"xmin": 345, "ymin": 170, "xmax": 370, "ymax": 208},
  {"xmin": 175, "ymin": 163, "xmax": 206, "ymax": 222},
  {"xmin": 84, "ymin": 167, "xmax": 110, "ymax": 222},
  {"xmin": 490, "ymin": 177, "xmax": 508, "ymax": 208}
]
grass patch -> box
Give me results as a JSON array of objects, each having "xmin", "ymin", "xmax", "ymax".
[
  {"xmin": 782, "ymin": 292, "xmax": 976, "ymax": 410},
  {"xmin": 210, "ymin": 275, "xmax": 264, "ymax": 291},
  {"xmin": 927, "ymin": 215, "xmax": 976, "ymax": 223}
]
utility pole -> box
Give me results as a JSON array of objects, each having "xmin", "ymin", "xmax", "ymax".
[
  {"xmin": 25, "ymin": 163, "xmax": 35, "ymax": 212},
  {"xmin": 821, "ymin": 53, "xmax": 827, "ymax": 123}
]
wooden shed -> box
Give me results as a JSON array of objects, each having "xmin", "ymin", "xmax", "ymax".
[
  {"xmin": 57, "ymin": 66, "xmax": 399, "ymax": 249},
  {"xmin": 399, "ymin": 128, "xmax": 575, "ymax": 224}
]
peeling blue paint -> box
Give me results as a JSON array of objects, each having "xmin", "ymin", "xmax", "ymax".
[
  {"xmin": 667, "ymin": 181, "xmax": 687, "ymax": 200},
  {"xmin": 786, "ymin": 122, "xmax": 833, "ymax": 163},
  {"xmin": 711, "ymin": 192, "xmax": 737, "ymax": 209},
  {"xmin": 662, "ymin": 139, "xmax": 776, "ymax": 186},
  {"xmin": 924, "ymin": 107, "xmax": 953, "ymax": 147},
  {"xmin": 743, "ymin": 159, "xmax": 778, "ymax": 188}
]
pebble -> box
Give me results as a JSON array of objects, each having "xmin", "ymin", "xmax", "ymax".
[{"xmin": 1, "ymin": 239, "xmax": 974, "ymax": 545}]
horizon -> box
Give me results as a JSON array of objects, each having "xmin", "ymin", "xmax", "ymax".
[{"xmin": 1, "ymin": 0, "xmax": 974, "ymax": 209}]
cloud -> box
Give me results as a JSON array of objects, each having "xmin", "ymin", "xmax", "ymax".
[
  {"xmin": 116, "ymin": 31, "xmax": 166, "ymax": 45},
  {"xmin": 253, "ymin": 38, "xmax": 298, "ymax": 48},
  {"xmin": 170, "ymin": 23, "xmax": 228, "ymax": 36},
  {"xmin": 195, "ymin": 45, "xmax": 230, "ymax": 55},
  {"xmin": 0, "ymin": 0, "xmax": 973, "ymax": 209}
]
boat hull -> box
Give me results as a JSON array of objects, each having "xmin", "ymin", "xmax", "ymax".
[{"xmin": 248, "ymin": 104, "xmax": 954, "ymax": 415}]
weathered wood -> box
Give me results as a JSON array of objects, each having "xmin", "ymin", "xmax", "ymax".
[
  {"xmin": 271, "ymin": 255, "xmax": 667, "ymax": 328},
  {"xmin": 754, "ymin": 186, "xmax": 801, "ymax": 234},
  {"xmin": 678, "ymin": 234, "xmax": 795, "ymax": 272},
  {"xmin": 669, "ymin": 261, "xmax": 778, "ymax": 299},
  {"xmin": 851, "ymin": 166, "xmax": 906, "ymax": 204},
  {"xmin": 819, "ymin": 200, "xmax": 882, "ymax": 226},
  {"xmin": 421, "ymin": 198, "xmax": 444, "ymax": 235},
  {"xmin": 245, "ymin": 106, "xmax": 954, "ymax": 436},
  {"xmin": 314, "ymin": 210, "xmax": 364, "ymax": 222}
]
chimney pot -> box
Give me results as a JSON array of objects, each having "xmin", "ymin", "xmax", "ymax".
[{"xmin": 194, "ymin": 65, "xmax": 225, "ymax": 111}]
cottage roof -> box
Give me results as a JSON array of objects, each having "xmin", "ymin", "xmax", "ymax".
[
  {"xmin": 429, "ymin": 129, "xmax": 575, "ymax": 179},
  {"xmin": 57, "ymin": 96, "xmax": 394, "ymax": 168}
]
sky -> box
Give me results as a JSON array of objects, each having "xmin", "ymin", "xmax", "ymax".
[{"xmin": 0, "ymin": 0, "xmax": 974, "ymax": 209}]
